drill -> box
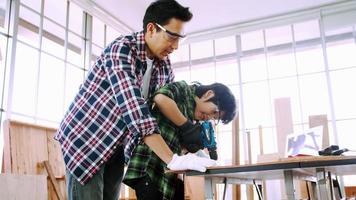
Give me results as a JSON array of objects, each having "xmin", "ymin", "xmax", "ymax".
[{"xmin": 200, "ymin": 121, "xmax": 218, "ymax": 160}]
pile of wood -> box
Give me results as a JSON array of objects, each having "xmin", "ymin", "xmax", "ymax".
[{"xmin": 2, "ymin": 120, "xmax": 66, "ymax": 200}]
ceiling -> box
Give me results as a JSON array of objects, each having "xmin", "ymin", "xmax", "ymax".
[{"xmin": 94, "ymin": 0, "xmax": 340, "ymax": 34}]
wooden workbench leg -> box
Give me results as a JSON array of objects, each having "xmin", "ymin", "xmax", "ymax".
[
  {"xmin": 284, "ymin": 170, "xmax": 296, "ymax": 200},
  {"xmin": 205, "ymin": 177, "xmax": 214, "ymax": 200},
  {"xmin": 316, "ymin": 168, "xmax": 332, "ymax": 200}
]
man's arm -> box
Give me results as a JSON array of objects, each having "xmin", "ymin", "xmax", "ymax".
[{"xmin": 153, "ymin": 93, "xmax": 187, "ymax": 126}]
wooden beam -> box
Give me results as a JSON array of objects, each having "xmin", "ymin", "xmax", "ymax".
[
  {"xmin": 2, "ymin": 120, "xmax": 11, "ymax": 173},
  {"xmin": 309, "ymin": 115, "xmax": 329, "ymax": 149},
  {"xmin": 42, "ymin": 161, "xmax": 64, "ymax": 200},
  {"xmin": 232, "ymin": 118, "xmax": 241, "ymax": 200}
]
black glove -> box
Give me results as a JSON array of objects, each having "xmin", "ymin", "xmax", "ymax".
[{"xmin": 178, "ymin": 120, "xmax": 204, "ymax": 153}]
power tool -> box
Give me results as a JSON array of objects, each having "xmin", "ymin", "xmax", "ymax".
[{"xmin": 200, "ymin": 121, "xmax": 218, "ymax": 160}]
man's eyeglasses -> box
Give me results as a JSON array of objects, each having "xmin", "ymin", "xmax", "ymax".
[{"xmin": 155, "ymin": 23, "xmax": 186, "ymax": 43}]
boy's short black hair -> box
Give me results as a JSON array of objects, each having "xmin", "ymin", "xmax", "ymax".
[
  {"xmin": 143, "ymin": 0, "xmax": 193, "ymax": 32},
  {"xmin": 195, "ymin": 83, "xmax": 237, "ymax": 124}
]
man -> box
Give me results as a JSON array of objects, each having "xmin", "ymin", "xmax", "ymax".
[
  {"xmin": 124, "ymin": 81, "xmax": 237, "ymax": 200},
  {"xmin": 54, "ymin": 1, "xmax": 216, "ymax": 200}
]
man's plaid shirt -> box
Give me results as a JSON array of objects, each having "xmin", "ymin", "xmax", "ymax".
[
  {"xmin": 123, "ymin": 81, "xmax": 196, "ymax": 200},
  {"xmin": 54, "ymin": 31, "xmax": 174, "ymax": 185}
]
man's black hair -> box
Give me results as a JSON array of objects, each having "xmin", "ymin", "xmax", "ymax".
[
  {"xmin": 143, "ymin": 0, "xmax": 193, "ymax": 32},
  {"xmin": 195, "ymin": 83, "xmax": 237, "ymax": 124}
]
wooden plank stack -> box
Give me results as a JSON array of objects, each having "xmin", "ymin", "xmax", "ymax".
[{"xmin": 2, "ymin": 120, "xmax": 66, "ymax": 200}]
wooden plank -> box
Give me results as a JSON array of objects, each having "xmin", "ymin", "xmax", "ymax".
[
  {"xmin": 274, "ymin": 98, "xmax": 293, "ymax": 156},
  {"xmin": 4, "ymin": 120, "xmax": 67, "ymax": 200},
  {"xmin": 309, "ymin": 115, "xmax": 329, "ymax": 149},
  {"xmin": 231, "ymin": 118, "xmax": 240, "ymax": 200},
  {"xmin": 246, "ymin": 130, "xmax": 254, "ymax": 200},
  {"xmin": 258, "ymin": 125, "xmax": 264, "ymax": 155},
  {"xmin": 9, "ymin": 120, "xmax": 57, "ymax": 132},
  {"xmin": 273, "ymin": 98, "xmax": 294, "ymax": 200},
  {"xmin": 258, "ymin": 125, "xmax": 268, "ymax": 200},
  {"xmin": 2, "ymin": 120, "xmax": 11, "ymax": 173},
  {"xmin": 184, "ymin": 176, "xmax": 205, "ymax": 200},
  {"xmin": 0, "ymin": 174, "xmax": 47, "ymax": 200},
  {"xmin": 46, "ymin": 129, "xmax": 67, "ymax": 199},
  {"xmin": 43, "ymin": 161, "xmax": 64, "ymax": 200},
  {"xmin": 345, "ymin": 186, "xmax": 356, "ymax": 197},
  {"xmin": 9, "ymin": 122, "xmax": 49, "ymax": 174}
]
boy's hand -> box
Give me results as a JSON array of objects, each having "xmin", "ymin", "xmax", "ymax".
[
  {"xmin": 178, "ymin": 120, "xmax": 204, "ymax": 153},
  {"xmin": 195, "ymin": 149, "xmax": 210, "ymax": 159},
  {"xmin": 167, "ymin": 153, "xmax": 216, "ymax": 172}
]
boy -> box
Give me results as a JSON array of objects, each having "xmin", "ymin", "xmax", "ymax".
[{"xmin": 124, "ymin": 81, "xmax": 237, "ymax": 200}]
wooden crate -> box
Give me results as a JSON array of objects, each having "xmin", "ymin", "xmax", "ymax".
[{"xmin": 2, "ymin": 120, "xmax": 66, "ymax": 200}]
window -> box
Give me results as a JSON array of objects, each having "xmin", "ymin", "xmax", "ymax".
[
  {"xmin": 64, "ymin": 64, "xmax": 84, "ymax": 109},
  {"xmin": 92, "ymin": 17, "xmax": 105, "ymax": 48},
  {"xmin": 106, "ymin": 25, "xmax": 120, "ymax": 45},
  {"xmin": 172, "ymin": 66, "xmax": 190, "ymax": 82},
  {"xmin": 240, "ymin": 55, "xmax": 267, "ymax": 82},
  {"xmin": 37, "ymin": 53, "xmax": 65, "ymax": 122},
  {"xmin": 330, "ymin": 68, "xmax": 356, "ymax": 119},
  {"xmin": 190, "ymin": 40, "xmax": 213, "ymax": 60},
  {"xmin": 241, "ymin": 30, "xmax": 264, "ymax": 51},
  {"xmin": 269, "ymin": 77, "xmax": 302, "ymax": 124},
  {"xmin": 20, "ymin": 0, "xmax": 41, "ymax": 12},
  {"xmin": 326, "ymin": 38, "xmax": 356, "ymax": 70},
  {"xmin": 0, "ymin": 34, "xmax": 6, "ymax": 110},
  {"xmin": 190, "ymin": 62, "xmax": 215, "ymax": 84},
  {"xmin": 18, "ymin": 5, "xmax": 40, "ymax": 47},
  {"xmin": 293, "ymin": 20, "xmax": 320, "ymax": 42},
  {"xmin": 170, "ymin": 44, "xmax": 189, "ymax": 63},
  {"xmin": 243, "ymin": 81, "xmax": 272, "ymax": 128},
  {"xmin": 215, "ymin": 36, "xmax": 236, "ymax": 56},
  {"xmin": 0, "ymin": 0, "xmax": 7, "ymax": 29},
  {"xmin": 67, "ymin": 32, "xmax": 84, "ymax": 67},
  {"xmin": 68, "ymin": 2, "xmax": 83, "ymax": 35},
  {"xmin": 11, "ymin": 43, "xmax": 39, "ymax": 116},
  {"xmin": 299, "ymin": 73, "xmax": 331, "ymax": 122},
  {"xmin": 215, "ymin": 59, "xmax": 239, "ymax": 85},
  {"xmin": 44, "ymin": 0, "xmax": 66, "ymax": 26},
  {"xmin": 267, "ymin": 50, "xmax": 297, "ymax": 79},
  {"xmin": 265, "ymin": 25, "xmax": 292, "ymax": 47},
  {"xmin": 42, "ymin": 19, "xmax": 65, "ymax": 58},
  {"xmin": 295, "ymin": 45, "xmax": 325, "ymax": 74}
]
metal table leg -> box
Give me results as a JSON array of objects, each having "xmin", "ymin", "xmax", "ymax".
[
  {"xmin": 205, "ymin": 177, "xmax": 214, "ymax": 200},
  {"xmin": 316, "ymin": 168, "xmax": 332, "ymax": 200},
  {"xmin": 284, "ymin": 170, "xmax": 296, "ymax": 200},
  {"xmin": 253, "ymin": 179, "xmax": 263, "ymax": 200}
]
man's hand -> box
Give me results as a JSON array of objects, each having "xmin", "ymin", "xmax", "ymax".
[
  {"xmin": 178, "ymin": 120, "xmax": 204, "ymax": 153},
  {"xmin": 167, "ymin": 153, "xmax": 216, "ymax": 172}
]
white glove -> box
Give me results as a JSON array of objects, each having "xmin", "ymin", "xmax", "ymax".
[
  {"xmin": 195, "ymin": 149, "xmax": 210, "ymax": 159},
  {"xmin": 167, "ymin": 153, "xmax": 217, "ymax": 172}
]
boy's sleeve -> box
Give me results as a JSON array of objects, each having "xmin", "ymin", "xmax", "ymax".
[{"xmin": 153, "ymin": 81, "xmax": 188, "ymax": 101}]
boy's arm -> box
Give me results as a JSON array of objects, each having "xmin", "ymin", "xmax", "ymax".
[
  {"xmin": 143, "ymin": 133, "xmax": 216, "ymax": 171},
  {"xmin": 143, "ymin": 133, "xmax": 173, "ymax": 164},
  {"xmin": 153, "ymin": 93, "xmax": 187, "ymax": 126}
]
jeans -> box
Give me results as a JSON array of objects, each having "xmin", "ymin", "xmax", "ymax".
[
  {"xmin": 66, "ymin": 146, "xmax": 125, "ymax": 200},
  {"xmin": 132, "ymin": 175, "xmax": 184, "ymax": 200}
]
